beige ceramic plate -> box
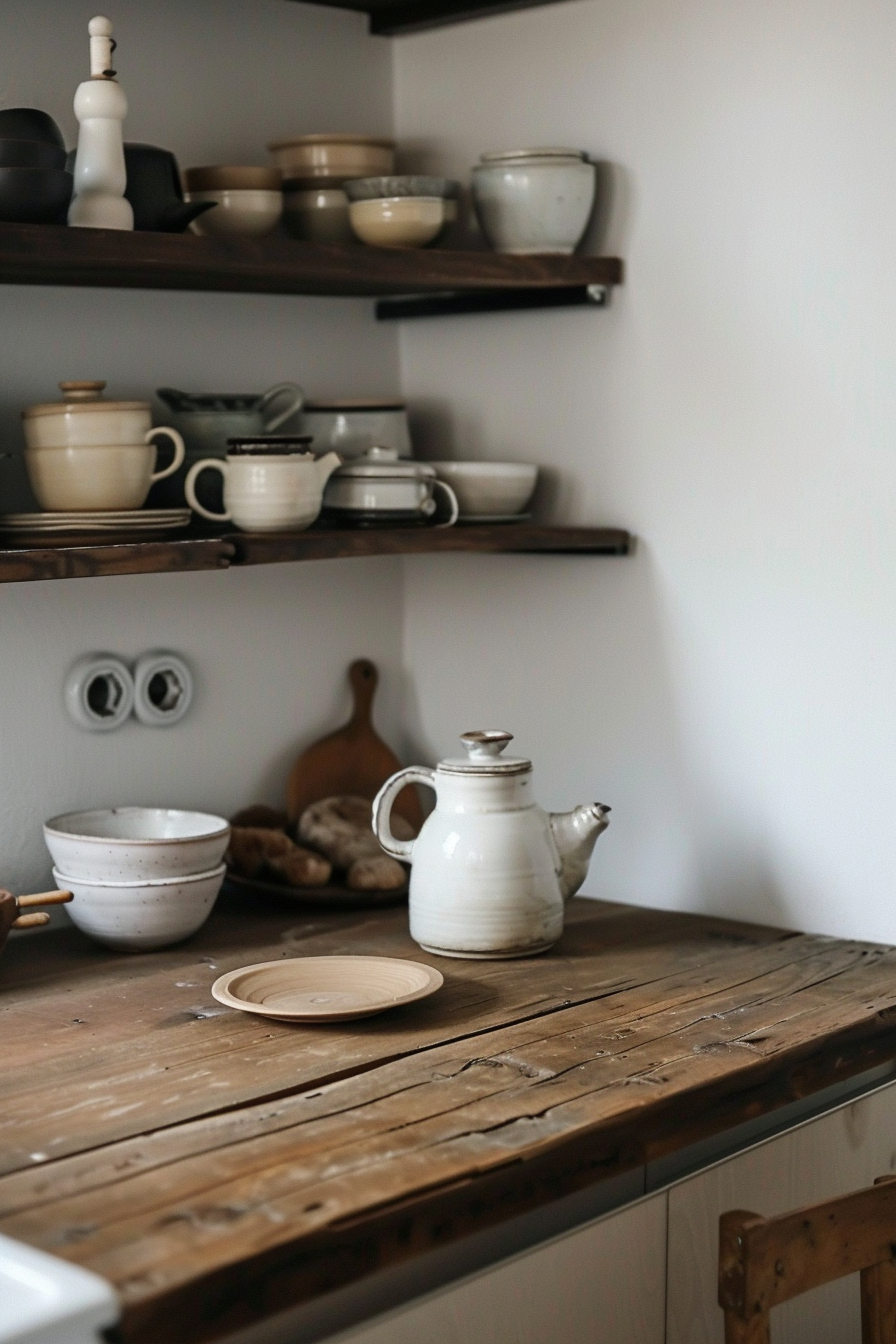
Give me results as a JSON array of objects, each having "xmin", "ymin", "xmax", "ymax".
[{"xmin": 211, "ymin": 955, "xmax": 443, "ymax": 1022}]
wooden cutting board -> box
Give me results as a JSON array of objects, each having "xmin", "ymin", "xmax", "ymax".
[{"xmin": 286, "ymin": 659, "xmax": 424, "ymax": 831}]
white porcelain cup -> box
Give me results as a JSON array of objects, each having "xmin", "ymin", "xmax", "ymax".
[
  {"xmin": 185, "ymin": 449, "xmax": 342, "ymax": 532},
  {"xmin": 26, "ymin": 427, "xmax": 185, "ymax": 511}
]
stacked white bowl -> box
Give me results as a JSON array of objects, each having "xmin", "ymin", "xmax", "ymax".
[{"xmin": 44, "ymin": 808, "xmax": 230, "ymax": 952}]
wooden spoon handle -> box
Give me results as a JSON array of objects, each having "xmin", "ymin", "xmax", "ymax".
[
  {"xmin": 348, "ymin": 659, "xmax": 378, "ymax": 727},
  {"xmin": 12, "ymin": 912, "xmax": 50, "ymax": 929},
  {"xmin": 16, "ymin": 889, "xmax": 73, "ymax": 908}
]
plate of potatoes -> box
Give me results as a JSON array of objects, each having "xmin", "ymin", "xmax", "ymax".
[{"xmin": 225, "ymin": 796, "xmax": 411, "ymax": 908}]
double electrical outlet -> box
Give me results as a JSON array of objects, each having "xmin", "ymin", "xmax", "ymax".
[{"xmin": 64, "ymin": 651, "xmax": 194, "ymax": 732}]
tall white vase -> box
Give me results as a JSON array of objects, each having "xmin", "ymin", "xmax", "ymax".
[{"xmin": 68, "ymin": 16, "xmax": 133, "ymax": 231}]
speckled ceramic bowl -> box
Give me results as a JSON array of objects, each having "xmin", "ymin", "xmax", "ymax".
[
  {"xmin": 54, "ymin": 863, "xmax": 226, "ymax": 951},
  {"xmin": 44, "ymin": 808, "xmax": 230, "ymax": 881}
]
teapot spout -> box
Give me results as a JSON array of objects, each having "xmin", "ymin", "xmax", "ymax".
[
  {"xmin": 549, "ymin": 803, "xmax": 611, "ymax": 900},
  {"xmin": 316, "ymin": 451, "xmax": 342, "ymax": 487}
]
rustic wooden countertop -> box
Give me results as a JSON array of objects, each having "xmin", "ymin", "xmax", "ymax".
[{"xmin": 2, "ymin": 894, "xmax": 896, "ymax": 1344}]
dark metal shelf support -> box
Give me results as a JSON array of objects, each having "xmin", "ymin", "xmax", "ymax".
[{"xmin": 375, "ymin": 283, "xmax": 610, "ymax": 321}]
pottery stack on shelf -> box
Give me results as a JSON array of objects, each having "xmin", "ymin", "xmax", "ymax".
[
  {"xmin": 0, "ymin": 381, "xmax": 190, "ymax": 538},
  {"xmin": 184, "ymin": 166, "xmax": 283, "ymax": 236},
  {"xmin": 0, "ymin": 108, "xmax": 72, "ymax": 224},
  {"xmin": 44, "ymin": 807, "xmax": 231, "ymax": 951},
  {"xmin": 268, "ymin": 133, "xmax": 396, "ymax": 243}
]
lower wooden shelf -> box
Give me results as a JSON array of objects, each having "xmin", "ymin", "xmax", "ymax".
[{"xmin": 0, "ymin": 524, "xmax": 630, "ymax": 585}]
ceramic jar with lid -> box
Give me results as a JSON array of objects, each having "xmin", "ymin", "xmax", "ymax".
[
  {"xmin": 322, "ymin": 446, "xmax": 459, "ymax": 527},
  {"xmin": 23, "ymin": 380, "xmax": 155, "ymax": 449},
  {"xmin": 471, "ymin": 148, "xmax": 596, "ymax": 255}
]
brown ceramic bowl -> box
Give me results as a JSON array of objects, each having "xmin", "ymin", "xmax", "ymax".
[
  {"xmin": 267, "ymin": 133, "xmax": 395, "ymax": 186},
  {"xmin": 184, "ymin": 165, "xmax": 282, "ymax": 192}
]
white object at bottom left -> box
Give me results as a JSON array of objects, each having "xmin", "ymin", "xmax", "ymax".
[{"xmin": 0, "ymin": 1232, "xmax": 118, "ymax": 1344}]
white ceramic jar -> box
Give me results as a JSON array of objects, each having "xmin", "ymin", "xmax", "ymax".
[{"xmin": 471, "ymin": 148, "xmax": 596, "ymax": 255}]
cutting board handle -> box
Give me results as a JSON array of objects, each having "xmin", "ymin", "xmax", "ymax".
[{"xmin": 349, "ymin": 659, "xmax": 377, "ymax": 727}]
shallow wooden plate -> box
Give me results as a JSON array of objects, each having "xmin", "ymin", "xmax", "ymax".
[
  {"xmin": 224, "ymin": 870, "xmax": 407, "ymax": 908},
  {"xmin": 211, "ymin": 955, "xmax": 443, "ymax": 1022}
]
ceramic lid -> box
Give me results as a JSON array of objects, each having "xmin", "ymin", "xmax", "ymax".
[
  {"xmin": 333, "ymin": 446, "xmax": 435, "ymax": 480},
  {"xmin": 479, "ymin": 147, "xmax": 587, "ymax": 162},
  {"xmin": 226, "ymin": 435, "xmax": 314, "ymax": 456},
  {"xmin": 23, "ymin": 381, "xmax": 148, "ymax": 418},
  {"xmin": 437, "ymin": 731, "xmax": 531, "ymax": 777}
]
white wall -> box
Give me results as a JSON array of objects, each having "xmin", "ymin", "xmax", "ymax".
[
  {"xmin": 0, "ymin": 0, "xmax": 403, "ymax": 895},
  {"xmin": 394, "ymin": 0, "xmax": 896, "ymax": 941}
]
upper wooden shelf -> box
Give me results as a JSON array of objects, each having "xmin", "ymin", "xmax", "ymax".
[
  {"xmin": 0, "ymin": 222, "xmax": 622, "ymax": 303},
  {"xmin": 0, "ymin": 523, "xmax": 631, "ymax": 584},
  {"xmin": 301, "ymin": 0, "xmax": 568, "ymax": 34}
]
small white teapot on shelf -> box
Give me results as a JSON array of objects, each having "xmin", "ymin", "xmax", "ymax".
[{"xmin": 373, "ymin": 730, "xmax": 610, "ymax": 959}]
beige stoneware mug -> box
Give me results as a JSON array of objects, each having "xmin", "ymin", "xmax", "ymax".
[
  {"xmin": 26, "ymin": 429, "xmax": 186, "ymax": 511},
  {"xmin": 185, "ymin": 439, "xmax": 341, "ymax": 532}
]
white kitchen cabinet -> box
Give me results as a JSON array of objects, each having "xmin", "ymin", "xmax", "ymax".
[
  {"xmin": 666, "ymin": 1079, "xmax": 896, "ymax": 1344},
  {"xmin": 330, "ymin": 1191, "xmax": 668, "ymax": 1344}
]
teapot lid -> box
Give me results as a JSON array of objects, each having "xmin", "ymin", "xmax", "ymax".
[
  {"xmin": 23, "ymin": 381, "xmax": 149, "ymax": 418},
  {"xmin": 334, "ymin": 445, "xmax": 436, "ymax": 480},
  {"xmin": 438, "ymin": 730, "xmax": 531, "ymax": 776}
]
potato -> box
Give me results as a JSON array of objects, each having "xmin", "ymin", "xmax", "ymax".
[
  {"xmin": 298, "ymin": 795, "xmax": 414, "ymax": 869},
  {"xmin": 268, "ymin": 846, "xmax": 332, "ymax": 888},
  {"xmin": 230, "ymin": 804, "xmax": 289, "ymax": 831},
  {"xmin": 228, "ymin": 826, "xmax": 294, "ymax": 878},
  {"xmin": 346, "ymin": 855, "xmax": 407, "ymax": 891}
]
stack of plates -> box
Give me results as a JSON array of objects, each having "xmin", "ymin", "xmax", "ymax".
[{"xmin": 0, "ymin": 509, "xmax": 191, "ymax": 535}]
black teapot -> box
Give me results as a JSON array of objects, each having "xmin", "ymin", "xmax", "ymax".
[{"xmin": 66, "ymin": 142, "xmax": 216, "ymax": 232}]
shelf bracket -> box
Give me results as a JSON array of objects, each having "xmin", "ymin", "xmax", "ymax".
[{"xmin": 375, "ymin": 284, "xmax": 610, "ymax": 321}]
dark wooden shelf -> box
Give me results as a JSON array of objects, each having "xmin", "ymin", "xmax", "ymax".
[
  {"xmin": 0, "ymin": 524, "xmax": 630, "ymax": 584},
  {"xmin": 300, "ymin": 0, "xmax": 569, "ymax": 34},
  {"xmin": 0, "ymin": 221, "xmax": 622, "ymax": 301}
]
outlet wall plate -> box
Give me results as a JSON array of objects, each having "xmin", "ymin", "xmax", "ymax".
[
  {"xmin": 64, "ymin": 655, "xmax": 135, "ymax": 733},
  {"xmin": 133, "ymin": 651, "xmax": 194, "ymax": 727}
]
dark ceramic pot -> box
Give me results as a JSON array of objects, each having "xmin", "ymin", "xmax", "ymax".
[
  {"xmin": 0, "ymin": 138, "xmax": 67, "ymax": 170},
  {"xmin": 0, "ymin": 167, "xmax": 72, "ymax": 224},
  {"xmin": 124, "ymin": 144, "xmax": 215, "ymax": 232},
  {"xmin": 0, "ymin": 108, "xmax": 65, "ymax": 150}
]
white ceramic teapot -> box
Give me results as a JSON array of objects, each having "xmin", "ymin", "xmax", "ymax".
[{"xmin": 373, "ymin": 730, "xmax": 610, "ymax": 959}]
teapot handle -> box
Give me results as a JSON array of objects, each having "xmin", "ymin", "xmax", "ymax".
[{"xmin": 373, "ymin": 767, "xmax": 436, "ymax": 860}]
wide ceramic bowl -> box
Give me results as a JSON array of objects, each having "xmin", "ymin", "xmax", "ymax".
[
  {"xmin": 53, "ymin": 863, "xmax": 226, "ymax": 951},
  {"xmin": 0, "ymin": 138, "xmax": 67, "ymax": 170},
  {"xmin": 0, "ymin": 108, "xmax": 66, "ymax": 149},
  {"xmin": 187, "ymin": 188, "xmax": 282, "ymax": 236},
  {"xmin": 44, "ymin": 807, "xmax": 231, "ymax": 881},
  {"xmin": 429, "ymin": 461, "xmax": 538, "ymax": 516},
  {"xmin": 343, "ymin": 176, "xmax": 459, "ymax": 202},
  {"xmin": 267, "ymin": 134, "xmax": 394, "ymax": 186},
  {"xmin": 471, "ymin": 150, "xmax": 595, "ymax": 254},
  {"xmin": 349, "ymin": 196, "xmax": 445, "ymax": 248}
]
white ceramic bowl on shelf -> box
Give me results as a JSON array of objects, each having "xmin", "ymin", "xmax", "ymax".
[
  {"xmin": 429, "ymin": 461, "xmax": 538, "ymax": 517},
  {"xmin": 53, "ymin": 863, "xmax": 226, "ymax": 951},
  {"xmin": 44, "ymin": 807, "xmax": 231, "ymax": 881},
  {"xmin": 186, "ymin": 188, "xmax": 282, "ymax": 236},
  {"xmin": 348, "ymin": 197, "xmax": 446, "ymax": 248}
]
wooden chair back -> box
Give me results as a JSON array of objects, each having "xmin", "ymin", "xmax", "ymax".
[{"xmin": 718, "ymin": 1174, "xmax": 896, "ymax": 1342}]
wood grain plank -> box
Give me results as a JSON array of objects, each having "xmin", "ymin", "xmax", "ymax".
[
  {"xmin": 231, "ymin": 525, "xmax": 631, "ymax": 566},
  {"xmin": 0, "ymin": 901, "xmax": 791, "ymax": 1172},
  {"xmin": 0, "ymin": 536, "xmax": 234, "ymax": 583},
  {"xmin": 0, "ymin": 223, "xmax": 622, "ymax": 297},
  {"xmin": 5, "ymin": 900, "xmax": 896, "ymax": 1344}
]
